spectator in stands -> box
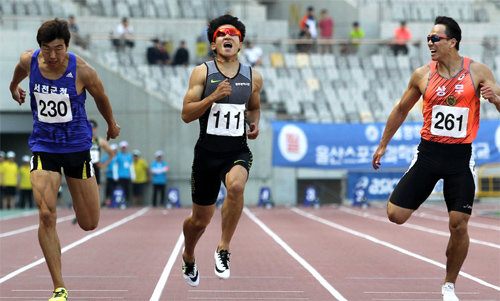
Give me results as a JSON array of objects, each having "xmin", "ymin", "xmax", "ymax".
[
  {"xmin": 89, "ymin": 119, "xmax": 114, "ymax": 191},
  {"xmin": 299, "ymin": 6, "xmax": 317, "ymax": 52},
  {"xmin": 132, "ymin": 150, "xmax": 149, "ymax": 207},
  {"xmin": 319, "ymin": 9, "xmax": 334, "ymax": 54},
  {"xmin": 104, "ymin": 143, "xmax": 119, "ymax": 206},
  {"xmin": 173, "ymin": 40, "xmax": 190, "ymax": 66},
  {"xmin": 116, "ymin": 141, "xmax": 134, "ymax": 206},
  {"xmin": 151, "ymin": 150, "xmax": 168, "ymax": 207},
  {"xmin": 392, "ymin": 21, "xmax": 412, "ymax": 55},
  {"xmin": 0, "ymin": 151, "xmax": 4, "ymax": 203},
  {"xmin": 297, "ymin": 24, "xmax": 313, "ymax": 53},
  {"xmin": 159, "ymin": 41, "xmax": 172, "ymax": 65},
  {"xmin": 299, "ymin": 6, "xmax": 315, "ymax": 35},
  {"xmin": 68, "ymin": 15, "xmax": 87, "ymax": 49},
  {"xmin": 2, "ymin": 151, "xmax": 18, "ymax": 209},
  {"xmin": 243, "ymin": 40, "xmax": 263, "ymax": 67},
  {"xmin": 372, "ymin": 16, "xmax": 500, "ymax": 301},
  {"xmin": 147, "ymin": 38, "xmax": 163, "ymax": 65},
  {"xmin": 341, "ymin": 21, "xmax": 365, "ymax": 55},
  {"xmin": 113, "ymin": 17, "xmax": 134, "ymax": 51},
  {"xmin": 18, "ymin": 155, "xmax": 33, "ymax": 209}
]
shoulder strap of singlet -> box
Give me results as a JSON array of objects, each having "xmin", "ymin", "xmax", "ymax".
[
  {"xmin": 463, "ymin": 57, "xmax": 471, "ymax": 71},
  {"xmin": 67, "ymin": 52, "xmax": 77, "ymax": 72},
  {"xmin": 31, "ymin": 49, "xmax": 41, "ymax": 70},
  {"xmin": 239, "ymin": 63, "xmax": 251, "ymax": 81},
  {"xmin": 205, "ymin": 60, "xmax": 218, "ymax": 76},
  {"xmin": 429, "ymin": 60, "xmax": 437, "ymax": 75}
]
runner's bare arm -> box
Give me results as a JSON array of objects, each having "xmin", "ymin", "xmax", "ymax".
[
  {"xmin": 472, "ymin": 61, "xmax": 500, "ymax": 112},
  {"xmin": 181, "ymin": 64, "xmax": 231, "ymax": 123},
  {"xmin": 9, "ymin": 51, "xmax": 33, "ymax": 105},
  {"xmin": 246, "ymin": 69, "xmax": 262, "ymax": 140},
  {"xmin": 78, "ymin": 59, "xmax": 120, "ymax": 140},
  {"xmin": 372, "ymin": 66, "xmax": 426, "ymax": 169}
]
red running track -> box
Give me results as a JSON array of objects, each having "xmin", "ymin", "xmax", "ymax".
[{"xmin": 0, "ymin": 203, "xmax": 499, "ymax": 300}]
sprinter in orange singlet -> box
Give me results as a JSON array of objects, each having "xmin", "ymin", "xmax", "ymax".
[{"xmin": 372, "ymin": 16, "xmax": 500, "ymax": 301}]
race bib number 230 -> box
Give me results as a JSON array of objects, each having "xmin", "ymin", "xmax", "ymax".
[
  {"xmin": 34, "ymin": 92, "xmax": 73, "ymax": 123},
  {"xmin": 207, "ymin": 103, "xmax": 245, "ymax": 136},
  {"xmin": 430, "ymin": 105, "xmax": 469, "ymax": 138}
]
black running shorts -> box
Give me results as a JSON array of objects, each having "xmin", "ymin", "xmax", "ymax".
[
  {"xmin": 191, "ymin": 146, "xmax": 253, "ymax": 206},
  {"xmin": 390, "ymin": 139, "xmax": 476, "ymax": 215},
  {"xmin": 31, "ymin": 150, "xmax": 95, "ymax": 180}
]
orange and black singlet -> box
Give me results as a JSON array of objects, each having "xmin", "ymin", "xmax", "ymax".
[{"xmin": 421, "ymin": 57, "xmax": 480, "ymax": 144}]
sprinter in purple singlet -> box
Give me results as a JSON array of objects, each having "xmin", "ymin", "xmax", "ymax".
[{"xmin": 9, "ymin": 19, "xmax": 120, "ymax": 301}]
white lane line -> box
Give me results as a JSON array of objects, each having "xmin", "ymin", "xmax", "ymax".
[
  {"xmin": 416, "ymin": 212, "xmax": 500, "ymax": 231},
  {"xmin": 365, "ymin": 291, "xmax": 479, "ymax": 294},
  {"xmin": 42, "ymin": 275, "xmax": 136, "ymax": 278},
  {"xmin": 10, "ymin": 289, "xmax": 128, "ymax": 290},
  {"xmin": 340, "ymin": 207, "xmax": 500, "ymax": 249},
  {"xmin": 188, "ymin": 290, "xmax": 305, "ymax": 293},
  {"xmin": 188, "ymin": 297, "xmax": 309, "ymax": 300},
  {"xmin": 0, "ymin": 208, "xmax": 149, "ymax": 284},
  {"xmin": 291, "ymin": 208, "xmax": 500, "ymax": 292},
  {"xmin": 346, "ymin": 277, "xmax": 442, "ymax": 280},
  {"xmin": 244, "ymin": 207, "xmax": 348, "ymax": 301},
  {"xmin": 0, "ymin": 296, "xmax": 125, "ymax": 301},
  {"xmin": 0, "ymin": 215, "xmax": 75, "ymax": 238},
  {"xmin": 149, "ymin": 232, "xmax": 184, "ymax": 301}
]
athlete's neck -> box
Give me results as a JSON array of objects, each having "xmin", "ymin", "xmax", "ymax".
[
  {"xmin": 214, "ymin": 56, "xmax": 238, "ymax": 63},
  {"xmin": 437, "ymin": 54, "xmax": 463, "ymax": 78}
]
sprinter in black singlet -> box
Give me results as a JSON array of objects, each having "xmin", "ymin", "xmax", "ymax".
[{"xmin": 180, "ymin": 14, "xmax": 262, "ymax": 287}]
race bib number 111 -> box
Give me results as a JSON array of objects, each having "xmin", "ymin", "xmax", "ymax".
[{"xmin": 207, "ymin": 103, "xmax": 245, "ymax": 136}]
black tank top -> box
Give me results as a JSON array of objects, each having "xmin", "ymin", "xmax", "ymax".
[{"xmin": 196, "ymin": 60, "xmax": 252, "ymax": 152}]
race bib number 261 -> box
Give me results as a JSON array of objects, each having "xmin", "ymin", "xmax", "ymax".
[
  {"xmin": 207, "ymin": 103, "xmax": 245, "ymax": 136},
  {"xmin": 34, "ymin": 92, "xmax": 73, "ymax": 123},
  {"xmin": 430, "ymin": 105, "xmax": 469, "ymax": 138}
]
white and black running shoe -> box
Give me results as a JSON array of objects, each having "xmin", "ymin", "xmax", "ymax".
[
  {"xmin": 214, "ymin": 248, "xmax": 230, "ymax": 279},
  {"xmin": 182, "ymin": 259, "xmax": 199, "ymax": 286},
  {"xmin": 442, "ymin": 282, "xmax": 459, "ymax": 301}
]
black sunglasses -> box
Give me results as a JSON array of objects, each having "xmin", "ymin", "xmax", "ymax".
[{"xmin": 427, "ymin": 35, "xmax": 452, "ymax": 43}]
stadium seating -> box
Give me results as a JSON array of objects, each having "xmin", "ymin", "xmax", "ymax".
[{"xmin": 90, "ymin": 43, "xmax": 500, "ymax": 124}]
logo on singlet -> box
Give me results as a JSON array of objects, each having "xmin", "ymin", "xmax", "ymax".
[
  {"xmin": 211, "ymin": 79, "xmax": 222, "ymax": 83},
  {"xmin": 446, "ymin": 95, "xmax": 456, "ymax": 106}
]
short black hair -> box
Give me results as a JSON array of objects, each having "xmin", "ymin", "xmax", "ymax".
[
  {"xmin": 37, "ymin": 18, "xmax": 71, "ymax": 47},
  {"xmin": 207, "ymin": 14, "xmax": 246, "ymax": 43},
  {"xmin": 434, "ymin": 16, "xmax": 461, "ymax": 50}
]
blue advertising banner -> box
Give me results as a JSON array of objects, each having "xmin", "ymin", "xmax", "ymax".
[
  {"xmin": 271, "ymin": 120, "xmax": 500, "ymax": 169},
  {"xmin": 347, "ymin": 172, "xmax": 404, "ymax": 201},
  {"xmin": 347, "ymin": 172, "xmax": 445, "ymax": 201}
]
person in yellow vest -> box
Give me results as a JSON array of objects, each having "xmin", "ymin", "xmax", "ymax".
[
  {"xmin": 2, "ymin": 151, "xmax": 19, "ymax": 209},
  {"xmin": 132, "ymin": 149, "xmax": 149, "ymax": 206},
  {"xmin": 19, "ymin": 155, "xmax": 34, "ymax": 208},
  {"xmin": 0, "ymin": 151, "xmax": 5, "ymax": 203}
]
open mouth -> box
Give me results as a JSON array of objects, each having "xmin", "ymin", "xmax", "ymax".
[
  {"xmin": 223, "ymin": 42, "xmax": 233, "ymax": 49},
  {"xmin": 430, "ymin": 49, "xmax": 437, "ymax": 54}
]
